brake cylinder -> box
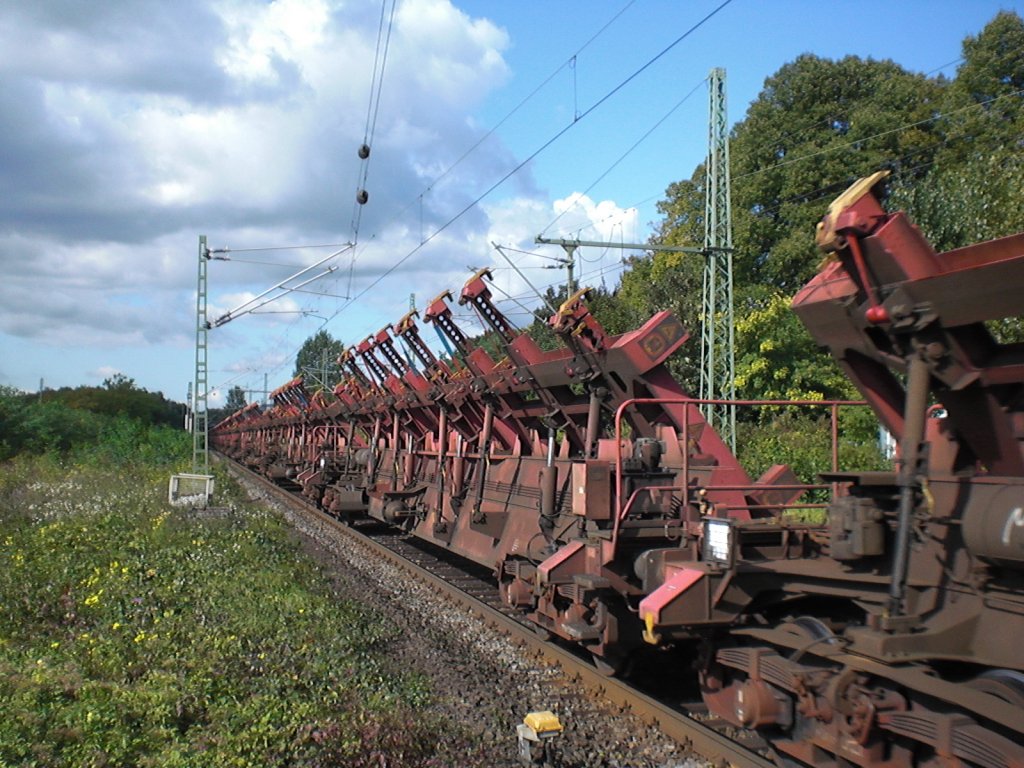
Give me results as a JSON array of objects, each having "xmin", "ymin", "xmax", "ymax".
[{"xmin": 962, "ymin": 483, "xmax": 1024, "ymax": 567}]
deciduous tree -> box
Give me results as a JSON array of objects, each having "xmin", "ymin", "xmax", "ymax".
[{"xmin": 294, "ymin": 330, "xmax": 346, "ymax": 391}]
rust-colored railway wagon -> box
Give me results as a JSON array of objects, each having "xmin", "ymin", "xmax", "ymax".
[{"xmin": 213, "ymin": 174, "xmax": 1024, "ymax": 767}]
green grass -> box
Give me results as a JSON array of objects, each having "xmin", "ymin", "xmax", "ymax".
[{"xmin": 0, "ymin": 458, "xmax": 475, "ymax": 767}]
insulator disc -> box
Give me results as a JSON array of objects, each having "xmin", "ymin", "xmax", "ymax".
[
  {"xmin": 356, "ymin": 189, "xmax": 369, "ymax": 205},
  {"xmin": 358, "ymin": 143, "xmax": 371, "ymax": 159}
]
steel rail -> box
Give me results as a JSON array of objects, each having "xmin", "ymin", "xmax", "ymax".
[{"xmin": 219, "ymin": 455, "xmax": 775, "ymax": 768}]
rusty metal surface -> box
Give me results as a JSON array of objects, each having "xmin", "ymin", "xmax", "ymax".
[{"xmin": 212, "ymin": 176, "xmax": 1024, "ymax": 767}]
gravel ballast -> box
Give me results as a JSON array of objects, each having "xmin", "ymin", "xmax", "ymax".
[{"xmin": 235, "ymin": 472, "xmax": 708, "ymax": 768}]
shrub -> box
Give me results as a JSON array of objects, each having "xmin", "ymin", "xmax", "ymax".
[
  {"xmin": 0, "ymin": 462, "xmax": 474, "ymax": 767},
  {"xmin": 737, "ymin": 406, "xmax": 888, "ymax": 515},
  {"xmin": 0, "ymin": 386, "xmax": 190, "ymax": 468}
]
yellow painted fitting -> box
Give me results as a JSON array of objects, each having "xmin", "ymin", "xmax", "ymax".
[
  {"xmin": 426, "ymin": 288, "xmax": 454, "ymax": 307},
  {"xmin": 557, "ymin": 287, "xmax": 591, "ymax": 317},
  {"xmin": 464, "ymin": 267, "xmax": 493, "ymax": 287},
  {"xmin": 394, "ymin": 309, "xmax": 418, "ymax": 333},
  {"xmin": 921, "ymin": 478, "xmax": 935, "ymax": 515},
  {"xmin": 815, "ymin": 169, "xmax": 890, "ymax": 254},
  {"xmin": 642, "ymin": 611, "xmax": 661, "ymax": 646}
]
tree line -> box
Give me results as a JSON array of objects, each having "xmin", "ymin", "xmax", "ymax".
[
  {"xmin": 0, "ymin": 375, "xmax": 187, "ymax": 462},
  {"xmin": 607, "ymin": 10, "xmax": 1024, "ymax": 401}
]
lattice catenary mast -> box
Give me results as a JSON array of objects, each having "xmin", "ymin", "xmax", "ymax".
[
  {"xmin": 700, "ymin": 67, "xmax": 736, "ymax": 452},
  {"xmin": 192, "ymin": 235, "xmax": 210, "ymax": 473}
]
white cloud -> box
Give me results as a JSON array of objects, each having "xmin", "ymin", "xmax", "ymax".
[
  {"xmin": 395, "ymin": 0, "xmax": 509, "ymax": 108},
  {"xmin": 551, "ymin": 192, "xmax": 639, "ymax": 242},
  {"xmin": 209, "ymin": 291, "xmax": 304, "ymax": 324},
  {"xmin": 217, "ymin": 0, "xmax": 330, "ymax": 84},
  {"xmin": 0, "ymin": 0, "xmax": 519, "ymax": 347},
  {"xmin": 0, "ymin": 0, "xmax": 642, "ymax": 397},
  {"xmin": 89, "ymin": 366, "xmax": 122, "ymax": 381},
  {"xmin": 472, "ymin": 193, "xmax": 637, "ymax": 316}
]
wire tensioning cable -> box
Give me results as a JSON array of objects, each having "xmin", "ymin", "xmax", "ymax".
[
  {"xmin": 350, "ymin": 0, "xmax": 399, "ymax": 245},
  {"xmin": 540, "ymin": 75, "xmax": 707, "ymax": 238},
  {"xmin": 344, "ymin": 0, "xmax": 642, "ymax": 290},
  {"xmin": 318, "ymin": 0, "xmax": 736, "ymax": 330}
]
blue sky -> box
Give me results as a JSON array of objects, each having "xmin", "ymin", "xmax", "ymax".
[{"xmin": 1, "ymin": 0, "xmax": 1019, "ymax": 406}]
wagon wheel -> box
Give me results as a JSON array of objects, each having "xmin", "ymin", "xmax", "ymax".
[
  {"xmin": 591, "ymin": 650, "xmax": 629, "ymax": 677},
  {"xmin": 966, "ymin": 668, "xmax": 1024, "ymax": 707},
  {"xmin": 778, "ymin": 616, "xmax": 840, "ymax": 663},
  {"xmin": 783, "ymin": 616, "xmax": 838, "ymax": 643},
  {"xmin": 532, "ymin": 622, "xmax": 553, "ymax": 641}
]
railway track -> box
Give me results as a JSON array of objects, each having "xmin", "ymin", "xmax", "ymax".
[
  {"xmin": 211, "ymin": 182, "xmax": 1024, "ymax": 767},
  {"xmin": 221, "ymin": 454, "xmax": 776, "ymax": 768}
]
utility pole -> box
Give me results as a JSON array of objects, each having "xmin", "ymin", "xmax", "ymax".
[
  {"xmin": 193, "ymin": 236, "xmax": 210, "ymax": 474},
  {"xmin": 536, "ymin": 239, "xmax": 708, "ymax": 296},
  {"xmin": 169, "ymin": 268, "xmax": 215, "ymax": 509},
  {"xmin": 700, "ymin": 67, "xmax": 736, "ymax": 452},
  {"xmin": 531, "ymin": 245, "xmax": 576, "ymax": 296},
  {"xmin": 182, "ymin": 240, "xmax": 350, "ymax": 498},
  {"xmin": 244, "ymin": 373, "xmax": 271, "ymax": 406},
  {"xmin": 559, "ymin": 246, "xmax": 576, "ymax": 295},
  {"xmin": 301, "ymin": 348, "xmax": 336, "ymax": 392}
]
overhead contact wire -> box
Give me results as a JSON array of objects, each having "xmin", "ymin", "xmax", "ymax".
[
  {"xmin": 383, "ymin": 0, "xmax": 639, "ymax": 231},
  {"xmin": 350, "ymin": 0, "xmax": 399, "ymax": 244},
  {"xmin": 540, "ymin": 76, "xmax": 707, "ymax": 238},
  {"xmin": 263, "ymin": 0, "xmax": 641, "ymax": 369},
  {"xmin": 258, "ymin": 0, "xmax": 728, "ymax": 382},
  {"xmin": 326, "ymin": 0, "xmax": 735, "ymax": 325},
  {"xmin": 549, "ymin": 80, "xmax": 1024, "ymax": 243}
]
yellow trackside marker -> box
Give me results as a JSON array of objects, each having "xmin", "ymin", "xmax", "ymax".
[
  {"xmin": 523, "ymin": 710, "xmax": 563, "ymax": 736},
  {"xmin": 517, "ymin": 711, "xmax": 563, "ymax": 765}
]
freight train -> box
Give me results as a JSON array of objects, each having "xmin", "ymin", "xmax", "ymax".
[{"xmin": 212, "ymin": 173, "xmax": 1024, "ymax": 768}]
